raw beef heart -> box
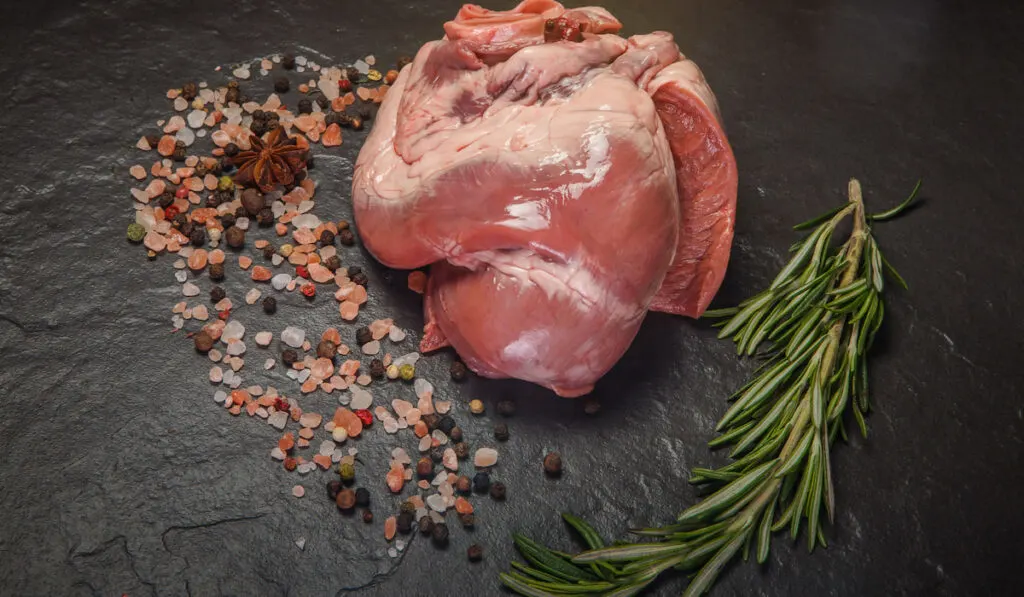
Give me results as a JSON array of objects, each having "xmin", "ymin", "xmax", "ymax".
[{"xmin": 352, "ymin": 0, "xmax": 738, "ymax": 397}]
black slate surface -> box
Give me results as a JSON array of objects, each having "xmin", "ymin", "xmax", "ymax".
[{"xmin": 0, "ymin": 0, "xmax": 1021, "ymax": 596}]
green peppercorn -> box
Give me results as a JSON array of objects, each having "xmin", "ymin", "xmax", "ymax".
[
  {"xmin": 217, "ymin": 175, "xmax": 234, "ymax": 191},
  {"xmin": 354, "ymin": 487, "xmax": 370, "ymax": 507},
  {"xmin": 210, "ymin": 286, "xmax": 226, "ymax": 303},
  {"xmin": 339, "ymin": 462, "xmax": 356, "ymax": 483},
  {"xmin": 431, "ymin": 523, "xmax": 449, "ymax": 547},
  {"xmin": 399, "ymin": 364, "xmax": 415, "ymax": 381},
  {"xmin": 489, "ymin": 482, "xmax": 506, "ymax": 501},
  {"xmin": 126, "ymin": 223, "xmax": 146, "ymax": 243},
  {"xmin": 208, "ymin": 262, "xmax": 225, "ymax": 282},
  {"xmin": 262, "ymin": 296, "xmax": 277, "ymax": 314}
]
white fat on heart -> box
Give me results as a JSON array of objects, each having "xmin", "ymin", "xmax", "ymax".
[{"xmin": 499, "ymin": 199, "xmax": 550, "ymax": 231}]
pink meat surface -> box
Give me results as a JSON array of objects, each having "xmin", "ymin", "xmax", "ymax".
[{"xmin": 353, "ymin": 0, "xmax": 738, "ymax": 396}]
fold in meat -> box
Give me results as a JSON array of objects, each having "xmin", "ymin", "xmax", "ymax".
[{"xmin": 353, "ymin": 0, "xmax": 738, "ymax": 397}]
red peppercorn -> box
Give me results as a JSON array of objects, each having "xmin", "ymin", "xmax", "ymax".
[
  {"xmin": 218, "ymin": 309, "xmax": 230, "ymax": 320},
  {"xmin": 164, "ymin": 205, "xmax": 180, "ymax": 219},
  {"xmin": 284, "ymin": 458, "xmax": 297, "ymax": 471},
  {"xmin": 301, "ymin": 283, "xmax": 316, "ymax": 298},
  {"xmin": 355, "ymin": 409, "xmax": 373, "ymax": 426},
  {"xmin": 175, "ymin": 185, "xmax": 190, "ymax": 198},
  {"xmin": 339, "ymin": 79, "xmax": 352, "ymax": 92},
  {"xmin": 274, "ymin": 397, "xmax": 291, "ymax": 413},
  {"xmin": 295, "ymin": 265, "xmax": 310, "ymax": 279}
]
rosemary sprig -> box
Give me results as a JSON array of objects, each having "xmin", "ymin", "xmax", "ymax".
[{"xmin": 500, "ymin": 178, "xmax": 920, "ymax": 597}]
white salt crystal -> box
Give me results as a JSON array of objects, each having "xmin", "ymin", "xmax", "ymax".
[
  {"xmin": 174, "ymin": 270, "xmax": 187, "ymax": 283},
  {"xmin": 350, "ymin": 387, "xmax": 373, "ymax": 410},
  {"xmin": 264, "ymin": 358, "xmax": 275, "ymax": 370},
  {"xmin": 295, "ymin": 537, "xmax": 306, "ymax": 550},
  {"xmin": 319, "ymin": 440, "xmax": 336, "ymax": 456},
  {"xmin": 354, "ymin": 59, "xmax": 369, "ymax": 74},
  {"xmin": 255, "ymin": 331, "xmax": 273, "ymax": 347},
  {"xmin": 362, "ymin": 340, "xmax": 380, "ymax": 355},
  {"xmin": 332, "ymin": 427, "xmax": 348, "ymax": 443},
  {"xmin": 226, "ymin": 341, "xmax": 246, "ymax": 356},
  {"xmin": 292, "ymin": 213, "xmax": 320, "ymax": 228},
  {"xmin": 182, "ymin": 282, "xmax": 200, "ymax": 296},
  {"xmin": 297, "ymin": 369, "xmax": 311, "ymax": 383},
  {"xmin": 271, "ymin": 273, "xmax": 292, "ymax": 290},
  {"xmin": 235, "ymin": 217, "xmax": 250, "ymax": 231},
  {"xmin": 388, "ymin": 327, "xmax": 407, "ymax": 342},
  {"xmin": 175, "ymin": 127, "xmax": 196, "ymax": 147},
  {"xmin": 173, "ymin": 96, "xmax": 188, "ymax": 111},
  {"xmin": 209, "ymin": 366, "xmax": 223, "ymax": 383},
  {"xmin": 222, "ymin": 320, "xmax": 245, "ymax": 342},
  {"xmin": 213, "ymin": 390, "xmax": 227, "ymax": 404},
  {"xmin": 394, "ymin": 352, "xmax": 421, "ymax": 368},
  {"xmin": 414, "ymin": 378, "xmax": 433, "ymax": 399},
  {"xmin": 387, "ymin": 547, "xmax": 398, "ymax": 558},
  {"xmin": 187, "ymin": 109, "xmax": 206, "ymax": 129},
  {"xmin": 232, "ymin": 66, "xmax": 251, "ymax": 79},
  {"xmin": 271, "ymin": 254, "xmax": 284, "ymax": 266},
  {"xmin": 268, "ymin": 411, "xmax": 288, "ymax": 430},
  {"xmin": 270, "ymin": 447, "xmax": 286, "ymax": 460},
  {"xmin": 281, "ymin": 326, "xmax": 305, "ymax": 347},
  {"xmin": 426, "ymin": 494, "xmax": 446, "ymax": 512},
  {"xmin": 418, "ymin": 436, "xmax": 432, "ymax": 453},
  {"xmin": 391, "ymin": 448, "xmax": 411, "ymax": 464},
  {"xmin": 431, "ymin": 430, "xmax": 449, "ymax": 445},
  {"xmin": 383, "ymin": 417, "xmax": 399, "ymax": 434},
  {"xmin": 245, "ymin": 288, "xmax": 261, "ymax": 304}
]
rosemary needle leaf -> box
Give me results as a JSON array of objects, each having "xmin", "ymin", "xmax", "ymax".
[
  {"xmin": 869, "ymin": 179, "xmax": 922, "ymax": 221},
  {"xmin": 793, "ymin": 205, "xmax": 844, "ymax": 230},
  {"xmin": 677, "ymin": 460, "xmax": 777, "ymax": 523}
]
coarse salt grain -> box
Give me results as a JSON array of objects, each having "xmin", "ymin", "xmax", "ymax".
[{"xmin": 474, "ymin": 448, "xmax": 499, "ymax": 468}]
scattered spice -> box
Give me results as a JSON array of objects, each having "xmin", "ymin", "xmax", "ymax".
[
  {"xmin": 399, "ymin": 364, "xmax": 415, "ymax": 381},
  {"xmin": 473, "ymin": 472, "xmax": 491, "ymax": 493},
  {"xmin": 467, "ymin": 544, "xmax": 483, "ymax": 562},
  {"xmin": 469, "ymin": 399, "xmax": 484, "ymax": 415},
  {"xmin": 543, "ymin": 452, "xmax": 563, "ymax": 477},
  {"xmin": 127, "ymin": 223, "xmax": 146, "ymax": 243},
  {"xmin": 354, "ymin": 487, "xmax": 370, "ymax": 507},
  {"xmin": 418, "ymin": 516, "xmax": 435, "ymax": 535},
  {"xmin": 396, "ymin": 511, "xmax": 414, "ymax": 534},
  {"xmin": 208, "ymin": 262, "xmax": 225, "ymax": 282},
  {"xmin": 489, "ymin": 482, "xmax": 506, "ymax": 501},
  {"xmin": 494, "ymin": 423, "xmax": 510, "ymax": 442},
  {"xmin": 262, "ymin": 296, "xmax": 277, "ymax": 314},
  {"xmin": 362, "ymin": 510, "xmax": 374, "ymax": 524},
  {"xmin": 456, "ymin": 475, "xmax": 472, "ymax": 495},
  {"xmin": 339, "ymin": 461, "xmax": 356, "ymax": 483},
  {"xmin": 336, "ymin": 489, "xmax": 356, "ymax": 511},
  {"xmin": 194, "ymin": 331, "xmax": 214, "ymax": 353},
  {"xmin": 431, "ymin": 523, "xmax": 449, "ymax": 547},
  {"xmin": 210, "ymin": 286, "xmax": 227, "ymax": 303}
]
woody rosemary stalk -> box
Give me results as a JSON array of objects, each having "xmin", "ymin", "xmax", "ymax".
[{"xmin": 500, "ymin": 178, "xmax": 921, "ymax": 597}]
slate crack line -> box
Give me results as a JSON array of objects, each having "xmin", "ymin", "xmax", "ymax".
[{"xmin": 334, "ymin": 533, "xmax": 417, "ymax": 595}]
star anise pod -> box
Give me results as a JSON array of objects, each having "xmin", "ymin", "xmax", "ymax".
[{"xmin": 231, "ymin": 126, "xmax": 307, "ymax": 192}]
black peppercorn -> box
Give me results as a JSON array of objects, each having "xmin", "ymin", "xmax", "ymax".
[
  {"xmin": 399, "ymin": 500, "xmax": 416, "ymax": 514},
  {"xmin": 209, "ymin": 161, "xmax": 223, "ymax": 176},
  {"xmin": 473, "ymin": 472, "xmax": 490, "ymax": 493},
  {"xmin": 494, "ymin": 423, "xmax": 509, "ymax": 442},
  {"xmin": 297, "ymin": 98, "xmax": 312, "ymax": 115},
  {"xmin": 157, "ymin": 192, "xmax": 174, "ymax": 209},
  {"xmin": 369, "ymin": 358, "xmax": 385, "ymax": 379},
  {"xmin": 347, "ymin": 266, "xmax": 361, "ymax": 276},
  {"xmin": 467, "ymin": 544, "xmax": 483, "ymax": 562},
  {"xmin": 181, "ymin": 81, "xmax": 198, "ymax": 101},
  {"xmin": 282, "ymin": 349, "xmax": 299, "ymax": 366},
  {"xmin": 172, "ymin": 142, "xmax": 186, "ymax": 162},
  {"xmin": 282, "ymin": 54, "xmax": 296, "ymax": 69},
  {"xmin": 179, "ymin": 222, "xmax": 194, "ymax": 238},
  {"xmin": 450, "ymin": 361, "xmax": 468, "ymax": 382},
  {"xmin": 326, "ymin": 480, "xmax": 342, "ymax": 501},
  {"xmin": 449, "ymin": 426, "xmax": 464, "ymax": 443},
  {"xmin": 225, "ymin": 226, "xmax": 245, "ymax": 249},
  {"xmin": 273, "ymin": 77, "xmax": 290, "ymax": 93},
  {"xmin": 219, "ymin": 156, "xmax": 235, "ymax": 174},
  {"xmin": 429, "ymin": 447, "xmax": 444, "ymax": 464},
  {"xmin": 262, "ymin": 245, "xmax": 276, "ymax": 260},
  {"xmin": 454, "ymin": 442, "xmax": 469, "ymax": 460},
  {"xmin": 455, "ymin": 475, "xmax": 472, "ymax": 495},
  {"xmin": 438, "ymin": 416, "xmax": 456, "ymax": 435},
  {"xmin": 221, "ymin": 214, "xmax": 236, "ymax": 230},
  {"xmin": 210, "ymin": 286, "xmax": 226, "ymax": 303},
  {"xmin": 144, "ymin": 133, "xmax": 161, "ymax": 148},
  {"xmin": 489, "ymin": 482, "xmax": 506, "ymax": 501},
  {"xmin": 205, "ymin": 194, "xmax": 222, "ymax": 209},
  {"xmin": 358, "ymin": 103, "xmax": 376, "ymax": 121},
  {"xmin": 351, "ymin": 271, "xmax": 368, "ymax": 287},
  {"xmin": 250, "ymin": 120, "xmax": 267, "ymax": 137},
  {"xmin": 324, "ymin": 255, "xmax": 341, "ymax": 271},
  {"xmin": 396, "ymin": 511, "xmax": 414, "ymax": 534},
  {"xmin": 418, "ymin": 516, "xmax": 434, "ymax": 535},
  {"xmin": 584, "ymin": 400, "xmax": 601, "ymax": 415},
  {"xmin": 458, "ymin": 512, "xmax": 475, "ymax": 528},
  {"xmin": 422, "ymin": 413, "xmax": 440, "ymax": 431},
  {"xmin": 319, "ymin": 230, "xmax": 335, "ymax": 246},
  {"xmin": 346, "ymin": 68, "xmax": 360, "ymax": 83},
  {"xmin": 317, "ymin": 340, "xmax": 337, "ymax": 359},
  {"xmin": 225, "ymin": 87, "xmax": 240, "ymax": 105},
  {"xmin": 325, "ymin": 112, "xmax": 341, "ymax": 126},
  {"xmin": 362, "ymin": 510, "xmax": 373, "ymax": 523},
  {"xmin": 313, "ymin": 95, "xmax": 328, "ymax": 110},
  {"xmin": 224, "ymin": 142, "xmax": 240, "ymax": 157},
  {"xmin": 497, "ymin": 400, "xmax": 517, "ymax": 417},
  {"xmin": 355, "ymin": 326, "xmax": 373, "ymax": 346},
  {"xmin": 241, "ymin": 188, "xmax": 263, "ymax": 215},
  {"xmin": 172, "ymin": 213, "xmax": 188, "ymax": 229},
  {"xmin": 194, "ymin": 331, "xmax": 214, "ymax": 353},
  {"xmin": 336, "ymin": 488, "xmax": 356, "ymax": 511},
  {"xmin": 194, "ymin": 163, "xmax": 208, "ymax": 177},
  {"xmin": 431, "ymin": 523, "xmax": 449, "ymax": 547},
  {"xmin": 353, "ymin": 487, "xmax": 370, "ymax": 507},
  {"xmin": 257, "ymin": 207, "xmax": 275, "ymax": 227},
  {"xmin": 543, "ymin": 452, "xmax": 563, "ymax": 476},
  {"xmin": 208, "ymin": 262, "xmax": 225, "ymax": 282},
  {"xmin": 234, "ymin": 205, "xmax": 247, "ymax": 219},
  {"xmin": 253, "ymin": 109, "xmax": 267, "ymax": 121},
  {"xmin": 416, "ymin": 457, "xmax": 433, "ymax": 478},
  {"xmin": 262, "ymin": 296, "xmax": 277, "ymax": 314}
]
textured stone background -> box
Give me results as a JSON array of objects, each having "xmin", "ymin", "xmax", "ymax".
[{"xmin": 0, "ymin": 0, "xmax": 1020, "ymax": 595}]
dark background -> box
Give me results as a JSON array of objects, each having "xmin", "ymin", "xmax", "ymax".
[{"xmin": 0, "ymin": 0, "xmax": 1021, "ymax": 596}]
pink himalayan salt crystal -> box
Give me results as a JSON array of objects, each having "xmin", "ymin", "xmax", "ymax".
[
  {"xmin": 292, "ymin": 485, "xmax": 305, "ymax": 498},
  {"xmin": 339, "ymin": 301, "xmax": 359, "ymax": 321},
  {"xmin": 417, "ymin": 395, "xmax": 434, "ymax": 416},
  {"xmin": 143, "ymin": 231, "xmax": 166, "ymax": 252},
  {"xmin": 282, "ymin": 186, "xmax": 309, "ymax": 205},
  {"xmin": 172, "ymin": 301, "xmax": 186, "ymax": 314},
  {"xmin": 211, "ymin": 129, "xmax": 231, "ymax": 147},
  {"xmin": 384, "ymin": 516, "xmax": 397, "ymax": 540},
  {"xmin": 145, "ymin": 179, "xmax": 166, "ymax": 198},
  {"xmin": 443, "ymin": 448, "xmax": 458, "ymax": 471},
  {"xmin": 474, "ymin": 448, "xmax": 498, "ymax": 468},
  {"xmin": 292, "ymin": 227, "xmax": 317, "ymax": 245},
  {"xmin": 356, "ymin": 374, "xmax": 372, "ymax": 386},
  {"xmin": 204, "ymin": 174, "xmax": 218, "ymax": 190},
  {"xmin": 307, "ymin": 263, "xmax": 333, "ymax": 283},
  {"xmin": 391, "ymin": 400, "xmax": 413, "ymax": 419},
  {"xmin": 209, "ymin": 366, "xmax": 223, "ymax": 383},
  {"xmin": 369, "ymin": 319, "xmax": 393, "ymax": 340},
  {"xmin": 386, "ymin": 464, "xmax": 405, "ymax": 494},
  {"xmin": 130, "ymin": 188, "xmax": 150, "ymax": 204},
  {"xmin": 136, "ymin": 136, "xmax": 152, "ymax": 151},
  {"xmin": 129, "ymin": 165, "xmax": 147, "ymax": 180},
  {"xmin": 299, "ymin": 412, "xmax": 322, "ymax": 428},
  {"xmin": 163, "ymin": 115, "xmax": 186, "ymax": 133},
  {"xmin": 311, "ymin": 358, "xmax": 335, "ymax": 380},
  {"xmin": 435, "ymin": 401, "xmax": 452, "ymax": 415},
  {"xmin": 405, "ymin": 408, "xmax": 422, "ymax": 424},
  {"xmin": 192, "ymin": 305, "xmax": 209, "ymax": 320}
]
